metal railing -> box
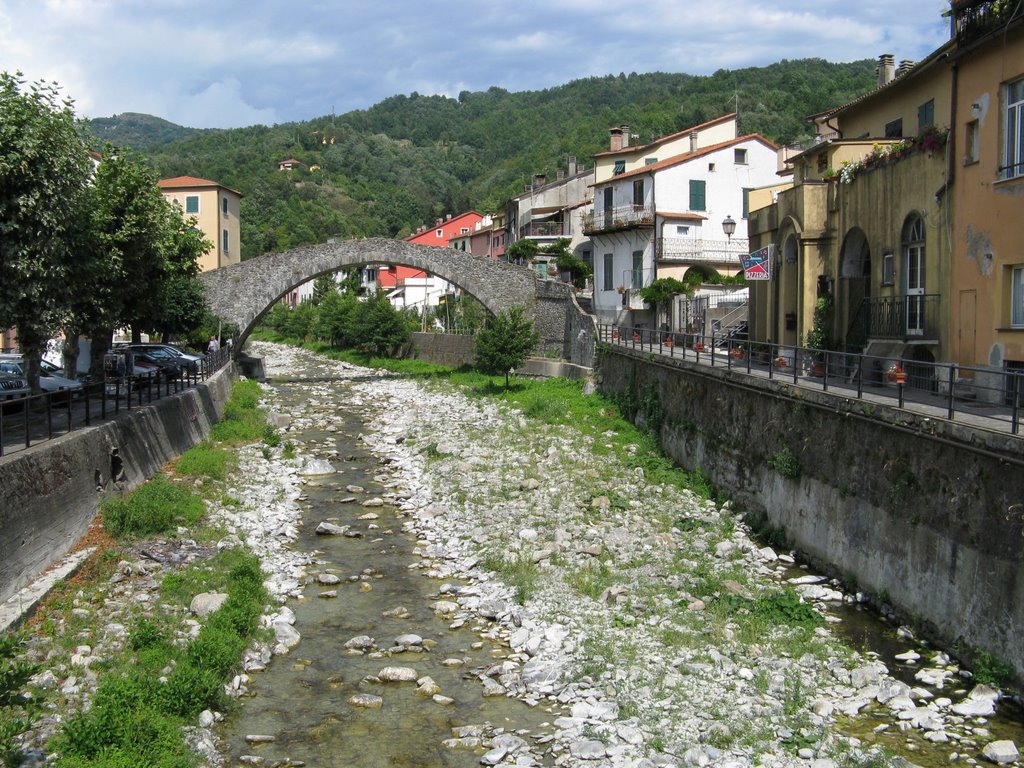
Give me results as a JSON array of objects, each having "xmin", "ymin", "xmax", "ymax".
[
  {"xmin": 865, "ymin": 294, "xmax": 941, "ymax": 339},
  {"xmin": 597, "ymin": 323, "xmax": 1024, "ymax": 437},
  {"xmin": 657, "ymin": 237, "xmax": 749, "ymax": 264},
  {"xmin": 582, "ymin": 205, "xmax": 655, "ymax": 234},
  {"xmin": 520, "ymin": 220, "xmax": 566, "ymax": 238},
  {"xmin": 0, "ymin": 347, "xmax": 232, "ymax": 458}
]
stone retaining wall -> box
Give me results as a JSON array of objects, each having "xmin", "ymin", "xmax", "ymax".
[
  {"xmin": 596, "ymin": 345, "xmax": 1024, "ymax": 680},
  {"xmin": 0, "ymin": 366, "xmax": 236, "ymax": 605}
]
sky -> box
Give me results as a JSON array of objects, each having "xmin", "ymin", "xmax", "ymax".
[{"xmin": 0, "ymin": 0, "xmax": 953, "ymax": 129}]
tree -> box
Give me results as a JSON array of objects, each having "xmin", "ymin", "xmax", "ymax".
[
  {"xmin": 544, "ymin": 238, "xmax": 592, "ymax": 289},
  {"xmin": 355, "ymin": 293, "xmax": 411, "ymax": 356},
  {"xmin": 0, "ymin": 72, "xmax": 92, "ymax": 389},
  {"xmin": 310, "ymin": 274, "xmax": 337, "ymax": 305},
  {"xmin": 504, "ymin": 239, "xmax": 538, "ymax": 266},
  {"xmin": 474, "ymin": 306, "xmax": 541, "ymax": 386}
]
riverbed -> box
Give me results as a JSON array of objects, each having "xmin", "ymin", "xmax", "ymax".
[{"xmin": 214, "ymin": 342, "xmax": 1022, "ymax": 768}]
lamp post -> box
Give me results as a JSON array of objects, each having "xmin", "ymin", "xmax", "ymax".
[{"xmin": 722, "ymin": 215, "xmax": 736, "ymax": 246}]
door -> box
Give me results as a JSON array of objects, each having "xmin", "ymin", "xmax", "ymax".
[
  {"xmin": 959, "ymin": 290, "xmax": 977, "ymax": 365},
  {"xmin": 903, "ymin": 217, "xmax": 925, "ymax": 335},
  {"xmin": 603, "ymin": 187, "xmax": 613, "ymax": 229}
]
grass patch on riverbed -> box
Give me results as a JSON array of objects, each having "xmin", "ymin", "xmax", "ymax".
[
  {"xmin": 102, "ymin": 476, "xmax": 205, "ymax": 537},
  {"xmin": 52, "ymin": 551, "xmax": 266, "ymax": 768}
]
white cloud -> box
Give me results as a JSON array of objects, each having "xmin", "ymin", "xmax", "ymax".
[{"xmin": 171, "ymin": 78, "xmax": 278, "ymax": 128}]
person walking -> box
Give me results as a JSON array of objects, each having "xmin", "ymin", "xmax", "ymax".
[{"xmin": 207, "ymin": 335, "xmax": 219, "ymax": 354}]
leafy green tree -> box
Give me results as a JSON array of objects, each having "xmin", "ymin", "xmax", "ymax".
[
  {"xmin": 0, "ymin": 72, "xmax": 92, "ymax": 388},
  {"xmin": 354, "ymin": 293, "xmax": 411, "ymax": 356},
  {"xmin": 505, "ymin": 239, "xmax": 538, "ymax": 266},
  {"xmin": 474, "ymin": 306, "xmax": 541, "ymax": 386},
  {"xmin": 544, "ymin": 238, "xmax": 592, "ymax": 288},
  {"xmin": 313, "ymin": 290, "xmax": 359, "ymax": 347},
  {"xmin": 310, "ymin": 274, "xmax": 337, "ymax": 305},
  {"xmin": 157, "ymin": 275, "xmax": 209, "ymax": 341}
]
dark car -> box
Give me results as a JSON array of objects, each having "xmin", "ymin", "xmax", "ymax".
[
  {"xmin": 131, "ymin": 351, "xmax": 184, "ymax": 383},
  {"xmin": 116, "ymin": 343, "xmax": 202, "ymax": 373}
]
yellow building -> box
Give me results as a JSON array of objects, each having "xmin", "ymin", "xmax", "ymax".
[
  {"xmin": 948, "ymin": 0, "xmax": 1024, "ymax": 393},
  {"xmin": 157, "ymin": 176, "xmax": 241, "ymax": 272},
  {"xmin": 748, "ymin": 49, "xmax": 955, "ymax": 385}
]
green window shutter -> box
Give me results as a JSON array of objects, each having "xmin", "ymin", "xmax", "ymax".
[
  {"xmin": 689, "ymin": 180, "xmax": 706, "ymax": 211},
  {"xmin": 742, "ymin": 188, "xmax": 750, "ymax": 219}
]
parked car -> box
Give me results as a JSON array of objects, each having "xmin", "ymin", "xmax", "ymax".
[
  {"xmin": 0, "ymin": 354, "xmax": 83, "ymax": 399},
  {"xmin": 0, "ymin": 369, "xmax": 30, "ymax": 409},
  {"xmin": 131, "ymin": 351, "xmax": 183, "ymax": 382},
  {"xmin": 115, "ymin": 343, "xmax": 203, "ymax": 372}
]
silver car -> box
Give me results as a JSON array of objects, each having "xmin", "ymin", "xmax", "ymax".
[{"xmin": 0, "ymin": 354, "xmax": 83, "ymax": 398}]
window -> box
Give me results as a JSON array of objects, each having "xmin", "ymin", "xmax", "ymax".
[
  {"xmin": 918, "ymin": 99, "xmax": 934, "ymax": 132},
  {"xmin": 185, "ymin": 195, "xmax": 199, "ymax": 214},
  {"xmin": 689, "ymin": 179, "xmax": 706, "ymax": 211},
  {"xmin": 1012, "ymin": 266, "xmax": 1024, "ymax": 327},
  {"xmin": 742, "ymin": 188, "xmax": 751, "ymax": 219},
  {"xmin": 676, "ymin": 225, "xmax": 690, "ymax": 236},
  {"xmin": 965, "ymin": 120, "xmax": 980, "ymax": 165},
  {"xmin": 436, "ymin": 229, "xmax": 443, "ymax": 237},
  {"xmin": 708, "ymin": 162, "xmax": 716, "ymax": 172},
  {"xmin": 613, "ymin": 160, "xmax": 625, "ymax": 175},
  {"xmin": 903, "ymin": 217, "xmax": 926, "ymax": 335},
  {"xmin": 222, "ymin": 197, "xmax": 228, "ymax": 216},
  {"xmin": 734, "ymin": 148, "xmax": 748, "ymax": 164},
  {"xmin": 632, "ymin": 179, "xmax": 645, "ymax": 206},
  {"xmin": 631, "ymin": 250, "xmax": 644, "ymax": 289},
  {"xmin": 884, "ymin": 118, "xmax": 903, "ymax": 138},
  {"xmin": 645, "ymin": 157, "xmax": 658, "ymax": 165},
  {"xmin": 222, "ymin": 229, "xmax": 229, "ymax": 252},
  {"xmin": 460, "ymin": 227, "xmax": 470, "ymax": 234},
  {"xmin": 882, "ymin": 251, "xmax": 895, "ymax": 286},
  {"xmin": 581, "ymin": 249, "xmax": 592, "ymax": 268},
  {"xmin": 1004, "ymin": 78, "xmax": 1024, "ymax": 179},
  {"xmin": 603, "ymin": 253, "xmax": 614, "ymax": 291}
]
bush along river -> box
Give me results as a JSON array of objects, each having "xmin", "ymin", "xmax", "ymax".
[{"xmin": 202, "ymin": 341, "xmax": 1021, "ymax": 768}]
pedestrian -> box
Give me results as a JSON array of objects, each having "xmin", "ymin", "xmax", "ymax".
[{"xmin": 208, "ymin": 335, "xmax": 219, "ymax": 354}]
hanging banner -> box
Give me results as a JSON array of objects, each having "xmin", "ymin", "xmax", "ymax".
[{"xmin": 742, "ymin": 244, "xmax": 774, "ymax": 280}]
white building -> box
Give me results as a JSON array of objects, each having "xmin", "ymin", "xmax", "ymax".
[{"xmin": 586, "ymin": 115, "xmax": 780, "ymax": 328}]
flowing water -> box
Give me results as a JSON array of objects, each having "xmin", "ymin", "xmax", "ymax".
[{"xmin": 217, "ymin": 381, "xmax": 562, "ymax": 767}]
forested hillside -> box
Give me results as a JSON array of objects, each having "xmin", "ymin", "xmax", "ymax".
[{"xmin": 92, "ymin": 60, "xmax": 877, "ymax": 260}]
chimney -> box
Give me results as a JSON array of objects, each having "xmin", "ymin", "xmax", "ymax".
[
  {"xmin": 621, "ymin": 125, "xmax": 630, "ymax": 149},
  {"xmin": 556, "ymin": 170, "xmax": 565, "ymax": 181},
  {"xmin": 567, "ymin": 156, "xmax": 577, "ymax": 176},
  {"xmin": 896, "ymin": 59, "xmax": 915, "ymax": 78},
  {"xmin": 609, "ymin": 126, "xmax": 624, "ymax": 152},
  {"xmin": 533, "ymin": 173, "xmax": 546, "ymax": 187},
  {"xmin": 690, "ymin": 130, "xmax": 698, "ymax": 152},
  {"xmin": 877, "ymin": 54, "xmax": 895, "ymax": 87},
  {"xmin": 435, "ymin": 218, "xmax": 442, "ymax": 226}
]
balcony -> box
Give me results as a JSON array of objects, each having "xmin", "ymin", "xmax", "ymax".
[
  {"xmin": 519, "ymin": 220, "xmax": 566, "ymax": 239},
  {"xmin": 865, "ymin": 294, "xmax": 941, "ymax": 340},
  {"xmin": 657, "ymin": 237, "xmax": 749, "ymax": 265},
  {"xmin": 582, "ymin": 204, "xmax": 655, "ymax": 235},
  {"xmin": 953, "ymin": 0, "xmax": 1023, "ymax": 45}
]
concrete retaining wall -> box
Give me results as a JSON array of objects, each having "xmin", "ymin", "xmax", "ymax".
[
  {"xmin": 597, "ymin": 346, "xmax": 1024, "ymax": 679},
  {"xmin": 0, "ymin": 366, "xmax": 236, "ymax": 604},
  {"xmin": 409, "ymin": 332, "xmax": 476, "ymax": 368}
]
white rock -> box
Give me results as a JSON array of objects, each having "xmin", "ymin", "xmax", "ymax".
[
  {"xmin": 982, "ymin": 741, "xmax": 1019, "ymax": 765},
  {"xmin": 190, "ymin": 592, "xmax": 228, "ymax": 617},
  {"xmin": 378, "ymin": 666, "xmax": 418, "ymax": 682}
]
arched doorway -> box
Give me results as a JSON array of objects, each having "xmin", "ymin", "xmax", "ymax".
[
  {"xmin": 838, "ymin": 227, "xmax": 871, "ymax": 351},
  {"xmin": 778, "ymin": 233, "xmax": 800, "ymax": 346}
]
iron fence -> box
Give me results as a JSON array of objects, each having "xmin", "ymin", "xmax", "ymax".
[
  {"xmin": 0, "ymin": 347, "xmax": 232, "ymax": 458},
  {"xmin": 598, "ymin": 323, "xmax": 1024, "ymax": 436}
]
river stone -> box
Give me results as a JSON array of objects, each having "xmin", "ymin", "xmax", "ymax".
[
  {"xmin": 569, "ymin": 740, "xmax": 607, "ymax": 760},
  {"xmin": 344, "ymin": 635, "xmax": 375, "ymax": 650},
  {"xmin": 315, "ymin": 521, "xmax": 348, "ymax": 536},
  {"xmin": 299, "ymin": 458, "xmax": 335, "ymax": 475},
  {"xmin": 480, "ymin": 676, "xmax": 506, "ymax": 697},
  {"xmin": 346, "ymin": 484, "xmax": 365, "ymax": 493},
  {"xmin": 319, "ymin": 590, "xmax": 337, "ymax": 598},
  {"xmin": 245, "ymin": 735, "xmax": 275, "ymax": 743},
  {"xmin": 318, "ymin": 573, "xmax": 341, "ymax": 585},
  {"xmin": 190, "ymin": 592, "xmax": 228, "ymax": 617},
  {"xmin": 382, "ymin": 606, "xmax": 410, "ymax": 618},
  {"xmin": 362, "ymin": 497, "xmax": 385, "ymax": 507},
  {"xmin": 378, "ymin": 666, "xmax": 418, "ymax": 682},
  {"xmin": 982, "ymin": 741, "xmax": 1019, "ymax": 764},
  {"xmin": 273, "ymin": 622, "xmax": 300, "ymax": 650},
  {"xmin": 480, "ymin": 747, "xmax": 508, "ymax": 765},
  {"xmin": 433, "ymin": 600, "xmax": 459, "ymax": 615},
  {"xmin": 395, "ymin": 633, "xmax": 423, "ymax": 646},
  {"xmin": 348, "ymin": 693, "xmax": 383, "ymax": 709},
  {"xmin": 952, "ymin": 685, "xmax": 999, "ymax": 717},
  {"xmin": 433, "ymin": 694, "xmax": 454, "ymax": 705},
  {"xmin": 417, "ymin": 677, "xmax": 440, "ymax": 696}
]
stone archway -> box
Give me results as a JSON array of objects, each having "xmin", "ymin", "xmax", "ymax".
[
  {"xmin": 199, "ymin": 238, "xmax": 540, "ymax": 346},
  {"xmin": 838, "ymin": 228, "xmax": 871, "ymax": 350}
]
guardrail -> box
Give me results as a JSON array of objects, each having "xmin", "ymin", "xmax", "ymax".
[
  {"xmin": 598, "ymin": 324, "xmax": 1024, "ymax": 437},
  {"xmin": 0, "ymin": 347, "xmax": 232, "ymax": 458}
]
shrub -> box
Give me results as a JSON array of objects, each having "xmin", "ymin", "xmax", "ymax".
[
  {"xmin": 102, "ymin": 476, "xmax": 204, "ymax": 537},
  {"xmin": 0, "ymin": 634, "xmax": 39, "ymax": 768}
]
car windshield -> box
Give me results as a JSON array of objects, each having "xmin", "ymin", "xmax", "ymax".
[{"xmin": 0, "ymin": 361, "xmax": 24, "ymax": 375}]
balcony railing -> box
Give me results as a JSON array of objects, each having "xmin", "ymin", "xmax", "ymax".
[
  {"xmin": 954, "ymin": 0, "xmax": 1023, "ymax": 44},
  {"xmin": 582, "ymin": 204, "xmax": 655, "ymax": 235},
  {"xmin": 520, "ymin": 220, "xmax": 566, "ymax": 238},
  {"xmin": 657, "ymin": 237, "xmax": 749, "ymax": 264},
  {"xmin": 865, "ymin": 294, "xmax": 941, "ymax": 340}
]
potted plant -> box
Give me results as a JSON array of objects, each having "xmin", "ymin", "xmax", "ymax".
[{"xmin": 805, "ymin": 294, "xmax": 834, "ymax": 376}]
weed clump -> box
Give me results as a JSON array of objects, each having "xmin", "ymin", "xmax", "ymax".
[{"xmin": 102, "ymin": 476, "xmax": 204, "ymax": 537}]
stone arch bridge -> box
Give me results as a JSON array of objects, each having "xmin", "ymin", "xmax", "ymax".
[{"xmin": 199, "ymin": 238, "xmax": 595, "ymax": 366}]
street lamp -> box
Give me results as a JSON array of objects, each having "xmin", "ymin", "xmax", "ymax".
[{"xmin": 722, "ymin": 215, "xmax": 736, "ymax": 244}]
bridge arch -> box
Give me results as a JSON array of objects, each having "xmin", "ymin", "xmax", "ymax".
[{"xmin": 199, "ymin": 238, "xmax": 541, "ymax": 346}]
